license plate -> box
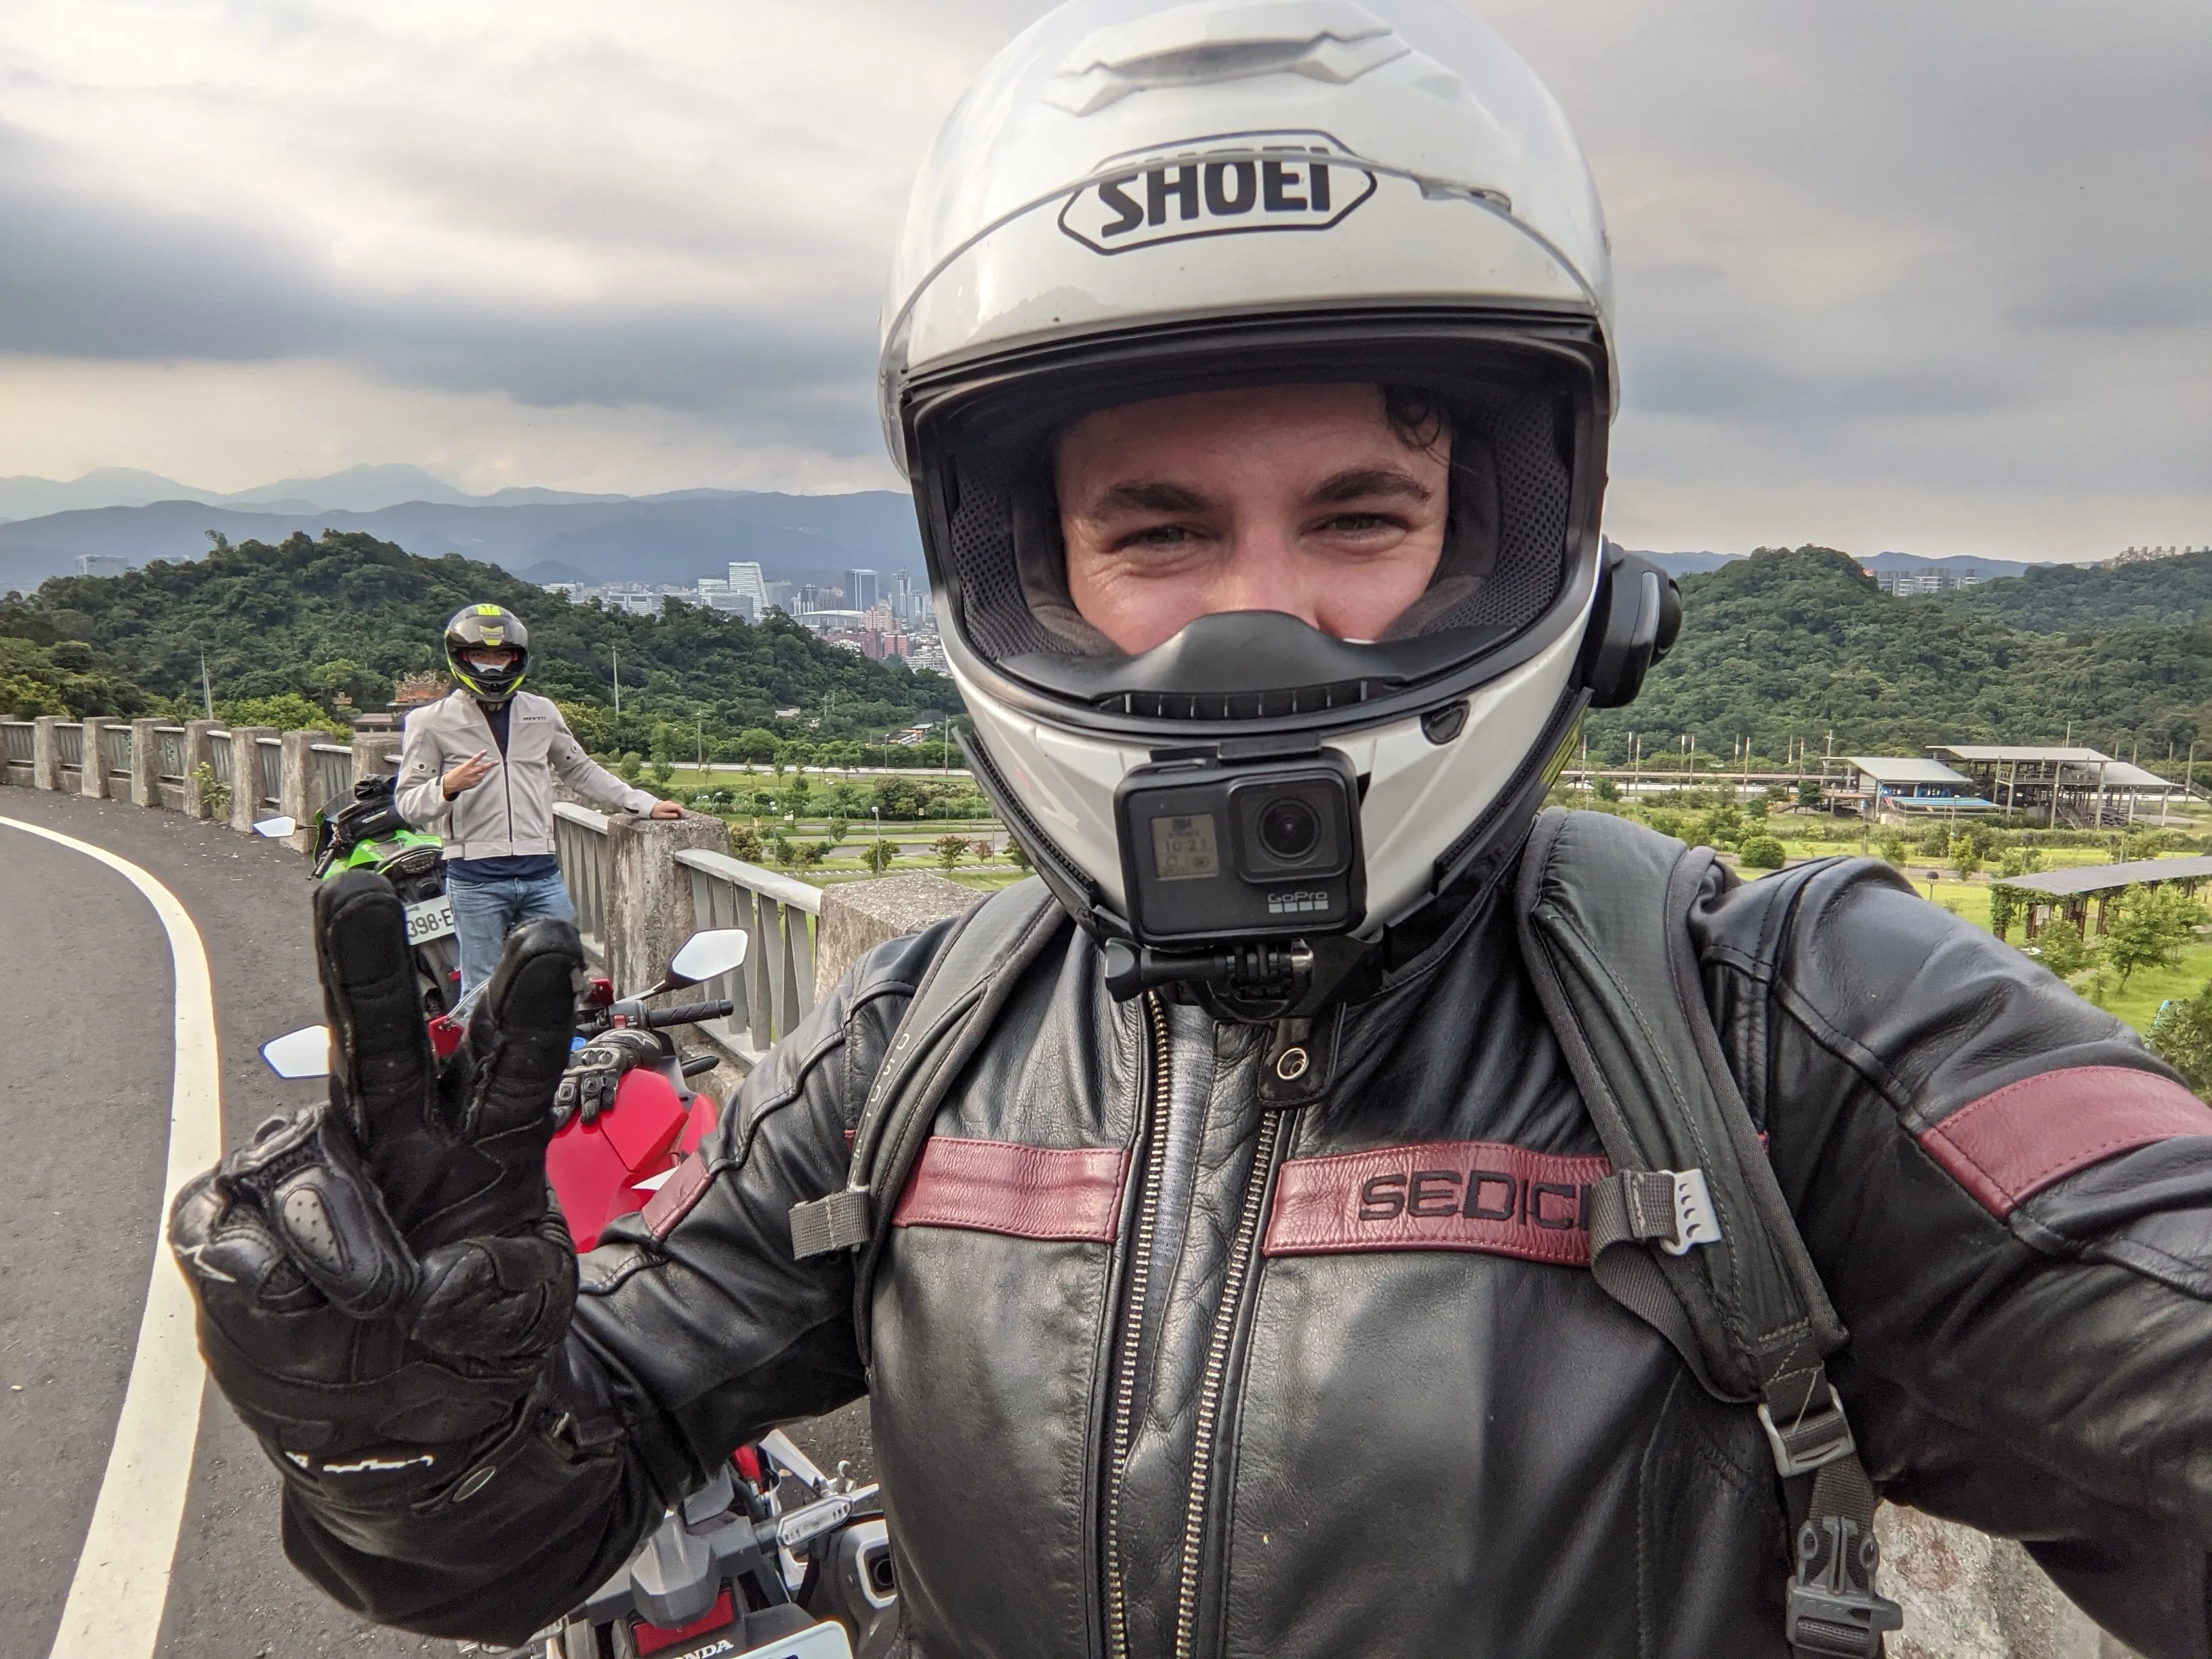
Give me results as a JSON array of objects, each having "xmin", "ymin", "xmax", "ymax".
[{"xmin": 404, "ymin": 895, "xmax": 456, "ymax": 944}]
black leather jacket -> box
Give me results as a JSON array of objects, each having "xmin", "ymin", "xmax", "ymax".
[{"xmin": 279, "ymin": 853, "xmax": 2212, "ymax": 1658}]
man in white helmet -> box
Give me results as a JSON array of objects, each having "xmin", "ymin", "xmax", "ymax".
[{"xmin": 168, "ymin": 3, "xmax": 2212, "ymax": 1656}]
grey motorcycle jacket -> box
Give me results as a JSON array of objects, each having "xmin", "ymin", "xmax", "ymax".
[{"xmin": 275, "ymin": 849, "xmax": 2212, "ymax": 1658}]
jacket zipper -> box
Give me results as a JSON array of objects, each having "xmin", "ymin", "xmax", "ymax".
[
  {"xmin": 1103, "ymin": 991, "xmax": 1173, "ymax": 1659},
  {"xmin": 1171, "ymin": 1104, "xmax": 1286, "ymax": 1658}
]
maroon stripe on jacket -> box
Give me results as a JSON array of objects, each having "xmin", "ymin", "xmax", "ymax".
[
  {"xmin": 892, "ymin": 1138, "xmax": 1128, "ymax": 1242},
  {"xmin": 1917, "ymin": 1065, "xmax": 2212, "ymax": 1217},
  {"xmin": 1264, "ymin": 1140, "xmax": 1616, "ymax": 1265}
]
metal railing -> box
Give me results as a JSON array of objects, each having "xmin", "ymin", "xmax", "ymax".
[
  {"xmin": 208, "ymin": 730, "xmax": 233, "ymax": 785},
  {"xmin": 2, "ymin": 722, "xmax": 30, "ymax": 766},
  {"xmin": 155, "ymin": 726, "xmax": 186, "ymax": 783},
  {"xmin": 256, "ymin": 737, "xmax": 282, "ymax": 808},
  {"xmin": 674, "ymin": 848, "xmax": 820, "ymax": 1060},
  {"xmin": 552, "ymin": 803, "xmax": 611, "ymax": 960},
  {"xmin": 56, "ymin": 721, "xmax": 83, "ymax": 775},
  {"xmin": 312, "ymin": 743, "xmax": 353, "ymax": 805},
  {"xmin": 104, "ymin": 724, "xmax": 132, "ymax": 783}
]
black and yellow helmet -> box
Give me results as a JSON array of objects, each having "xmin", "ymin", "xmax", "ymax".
[{"xmin": 443, "ymin": 604, "xmax": 530, "ymax": 702}]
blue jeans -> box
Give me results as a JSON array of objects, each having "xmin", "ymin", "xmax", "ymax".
[{"xmin": 448, "ymin": 869, "xmax": 577, "ymax": 995}]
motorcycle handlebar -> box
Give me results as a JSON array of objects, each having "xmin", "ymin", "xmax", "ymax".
[{"xmin": 642, "ymin": 1000, "xmax": 734, "ymax": 1029}]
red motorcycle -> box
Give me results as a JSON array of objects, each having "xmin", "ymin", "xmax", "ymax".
[{"xmin": 260, "ymin": 930, "xmax": 899, "ymax": 1659}]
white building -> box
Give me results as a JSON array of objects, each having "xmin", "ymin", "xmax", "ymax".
[{"xmin": 726, "ymin": 561, "xmax": 769, "ymax": 609}]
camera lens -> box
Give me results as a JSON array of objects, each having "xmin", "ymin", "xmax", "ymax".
[{"xmin": 1257, "ymin": 798, "xmax": 1321, "ymax": 862}]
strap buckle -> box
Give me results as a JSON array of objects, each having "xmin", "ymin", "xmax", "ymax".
[
  {"xmin": 790, "ymin": 1189, "xmax": 872, "ymax": 1260},
  {"xmin": 1658, "ymin": 1168, "xmax": 1720, "ymax": 1256},
  {"xmin": 1758, "ymin": 1382, "xmax": 1856, "ymax": 1479},
  {"xmin": 1786, "ymin": 1513, "xmax": 1903, "ymax": 1658}
]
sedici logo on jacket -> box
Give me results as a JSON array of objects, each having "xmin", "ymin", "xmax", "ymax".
[{"xmin": 1059, "ymin": 129, "xmax": 1377, "ymax": 255}]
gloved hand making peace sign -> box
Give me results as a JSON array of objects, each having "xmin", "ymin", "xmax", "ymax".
[{"xmin": 169, "ymin": 867, "xmax": 584, "ymax": 1506}]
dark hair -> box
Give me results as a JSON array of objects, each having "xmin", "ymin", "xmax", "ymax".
[{"xmin": 1380, "ymin": 384, "xmax": 1457, "ymax": 456}]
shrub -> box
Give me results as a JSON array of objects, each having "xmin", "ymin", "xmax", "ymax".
[
  {"xmin": 1796, "ymin": 777, "xmax": 1823, "ymax": 809},
  {"xmin": 191, "ymin": 760, "xmax": 232, "ymax": 818},
  {"xmin": 2104, "ymin": 882, "xmax": 2205, "ymax": 987},
  {"xmin": 729, "ymin": 823, "xmax": 765, "ymax": 863},
  {"xmin": 1738, "ymin": 836, "xmax": 1787, "ymax": 869},
  {"xmin": 1591, "ymin": 775, "xmax": 1619, "ymax": 803},
  {"xmin": 1004, "ymin": 841, "xmax": 1031, "ymax": 869},
  {"xmin": 2150, "ymin": 981, "xmax": 2212, "ymax": 1097},
  {"xmin": 2029, "ymin": 918, "xmax": 2093, "ymax": 979},
  {"xmin": 863, "ymin": 838, "xmax": 897, "ymax": 874},
  {"xmin": 934, "ymin": 832, "xmax": 971, "ymax": 870}
]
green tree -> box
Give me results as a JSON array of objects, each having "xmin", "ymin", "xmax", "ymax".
[
  {"xmin": 651, "ymin": 757, "xmax": 674, "ymax": 786},
  {"xmin": 1004, "ymin": 840, "xmax": 1031, "ymax": 869},
  {"xmin": 1591, "ymin": 775, "xmax": 1619, "ymax": 802},
  {"xmin": 729, "ymin": 823, "xmax": 765, "ymax": 863},
  {"xmin": 770, "ymin": 830, "xmax": 795, "ymax": 866},
  {"xmin": 934, "ymin": 832, "xmax": 970, "ymax": 870},
  {"xmin": 617, "ymin": 751, "xmax": 644, "ymax": 783},
  {"xmin": 1738, "ymin": 836, "xmax": 1786, "ymax": 869},
  {"xmin": 1948, "ymin": 832, "xmax": 1982, "ymax": 881},
  {"xmin": 2104, "ymin": 883, "xmax": 2205, "ymax": 987},
  {"xmin": 2030, "ymin": 918, "xmax": 2094, "ymax": 979},
  {"xmin": 1795, "ymin": 777, "xmax": 1823, "ymax": 810},
  {"xmin": 863, "ymin": 838, "xmax": 897, "ymax": 874}
]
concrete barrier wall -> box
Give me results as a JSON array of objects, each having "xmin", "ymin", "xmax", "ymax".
[{"xmin": 0, "ymin": 718, "xmax": 2148, "ymax": 1655}]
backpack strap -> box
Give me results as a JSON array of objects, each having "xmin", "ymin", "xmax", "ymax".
[
  {"xmin": 787, "ymin": 877, "xmax": 1070, "ymax": 1367},
  {"xmin": 1517, "ymin": 808, "xmax": 1902, "ymax": 1659}
]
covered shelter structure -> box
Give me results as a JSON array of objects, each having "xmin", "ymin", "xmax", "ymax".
[
  {"xmin": 1830, "ymin": 756, "xmax": 1994, "ymax": 823},
  {"xmin": 1935, "ymin": 745, "xmax": 2185, "ymax": 827},
  {"xmin": 1996, "ymin": 855, "xmax": 2212, "ymax": 939}
]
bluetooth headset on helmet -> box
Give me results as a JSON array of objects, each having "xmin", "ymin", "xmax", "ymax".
[{"xmin": 883, "ymin": 0, "xmax": 1677, "ymax": 1017}]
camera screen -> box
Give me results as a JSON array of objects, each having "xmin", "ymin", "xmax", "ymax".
[{"xmin": 1150, "ymin": 813, "xmax": 1221, "ymax": 881}]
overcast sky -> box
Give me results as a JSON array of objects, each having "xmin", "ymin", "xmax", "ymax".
[{"xmin": 1, "ymin": 0, "xmax": 2204, "ymax": 560}]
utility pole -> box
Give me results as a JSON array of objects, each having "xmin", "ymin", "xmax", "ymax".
[
  {"xmin": 199, "ymin": 652, "xmax": 215, "ymax": 720},
  {"xmin": 611, "ymin": 647, "xmax": 621, "ymax": 718},
  {"xmin": 695, "ymin": 711, "xmax": 704, "ymax": 771}
]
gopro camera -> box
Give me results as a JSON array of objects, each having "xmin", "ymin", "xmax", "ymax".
[{"xmin": 1113, "ymin": 749, "xmax": 1364, "ymax": 951}]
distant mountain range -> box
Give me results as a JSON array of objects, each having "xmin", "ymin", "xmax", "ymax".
[
  {"xmin": 1626, "ymin": 548, "xmax": 2033, "ymax": 581},
  {"xmin": 0, "ymin": 462, "xmax": 645, "ymax": 522},
  {"xmin": 0, "ymin": 475, "xmax": 925, "ymax": 594}
]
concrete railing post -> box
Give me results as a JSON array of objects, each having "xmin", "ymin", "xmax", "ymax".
[
  {"xmin": 280, "ymin": 730, "xmax": 324, "ymax": 854},
  {"xmin": 130, "ymin": 718, "xmax": 163, "ymax": 808},
  {"xmin": 227, "ymin": 724, "xmax": 277, "ymax": 832},
  {"xmin": 351, "ymin": 731, "xmax": 403, "ymax": 783},
  {"xmin": 605, "ymin": 811, "xmax": 732, "ymax": 996},
  {"xmin": 813, "ymin": 874, "xmax": 979, "ymax": 1002},
  {"xmin": 79, "ymin": 716, "xmax": 112, "ymax": 799},
  {"xmin": 180, "ymin": 720, "xmax": 218, "ymax": 819},
  {"xmin": 33, "ymin": 716, "xmax": 62, "ymax": 791}
]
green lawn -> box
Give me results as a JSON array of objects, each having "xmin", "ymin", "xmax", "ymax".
[{"xmin": 1740, "ymin": 840, "xmax": 2212, "ymax": 1036}]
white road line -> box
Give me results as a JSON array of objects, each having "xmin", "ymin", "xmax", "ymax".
[{"xmin": 1, "ymin": 817, "xmax": 226, "ymax": 1659}]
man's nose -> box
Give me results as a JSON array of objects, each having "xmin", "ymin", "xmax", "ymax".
[{"xmin": 1210, "ymin": 529, "xmax": 1318, "ymax": 627}]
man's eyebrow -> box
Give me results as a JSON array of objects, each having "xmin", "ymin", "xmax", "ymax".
[
  {"xmin": 1086, "ymin": 479, "xmax": 1213, "ymax": 515},
  {"xmin": 1309, "ymin": 468, "xmax": 1434, "ymax": 506}
]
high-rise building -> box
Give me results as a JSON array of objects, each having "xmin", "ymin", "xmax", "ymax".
[
  {"xmin": 726, "ymin": 561, "xmax": 769, "ymax": 608},
  {"xmin": 763, "ymin": 581, "xmax": 794, "ymax": 613},
  {"xmin": 844, "ymin": 569, "xmax": 880, "ymax": 613},
  {"xmin": 893, "ymin": 569, "xmax": 914, "ymax": 621}
]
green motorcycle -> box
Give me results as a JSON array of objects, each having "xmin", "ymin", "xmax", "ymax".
[{"xmin": 311, "ymin": 775, "xmax": 461, "ymax": 1015}]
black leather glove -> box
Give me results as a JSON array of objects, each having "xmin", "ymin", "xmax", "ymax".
[
  {"xmin": 552, "ymin": 1028, "xmax": 665, "ymax": 1128},
  {"xmin": 169, "ymin": 869, "xmax": 584, "ymax": 1504}
]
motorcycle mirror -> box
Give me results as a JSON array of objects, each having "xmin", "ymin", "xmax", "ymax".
[
  {"xmin": 260, "ymin": 1024, "xmax": 332, "ymax": 1080},
  {"xmin": 665, "ymin": 928, "xmax": 748, "ymax": 988},
  {"xmin": 252, "ymin": 815, "xmax": 298, "ymax": 838}
]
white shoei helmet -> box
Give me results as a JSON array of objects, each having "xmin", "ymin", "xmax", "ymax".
[{"xmin": 883, "ymin": 0, "xmax": 1678, "ymax": 1015}]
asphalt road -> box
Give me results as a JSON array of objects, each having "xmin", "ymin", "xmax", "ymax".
[{"xmin": 0, "ymin": 788, "xmax": 870, "ymax": 1658}]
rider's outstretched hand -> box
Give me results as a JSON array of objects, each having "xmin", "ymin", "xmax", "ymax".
[{"xmin": 169, "ymin": 869, "xmax": 584, "ymax": 1500}]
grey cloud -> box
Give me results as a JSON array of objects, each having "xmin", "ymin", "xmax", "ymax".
[{"xmin": 0, "ymin": 119, "xmax": 884, "ymax": 453}]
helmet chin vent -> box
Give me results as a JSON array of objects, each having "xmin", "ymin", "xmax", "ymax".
[{"xmin": 1100, "ymin": 678, "xmax": 1384, "ymax": 720}]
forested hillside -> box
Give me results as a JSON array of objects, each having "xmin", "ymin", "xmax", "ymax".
[
  {"xmin": 0, "ymin": 530, "xmax": 955, "ymax": 758},
  {"xmin": 1585, "ymin": 546, "xmax": 2212, "ymax": 764},
  {"xmin": 9, "ymin": 534, "xmax": 2209, "ymax": 773},
  {"xmin": 1932, "ymin": 550, "xmax": 2212, "ymax": 634}
]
